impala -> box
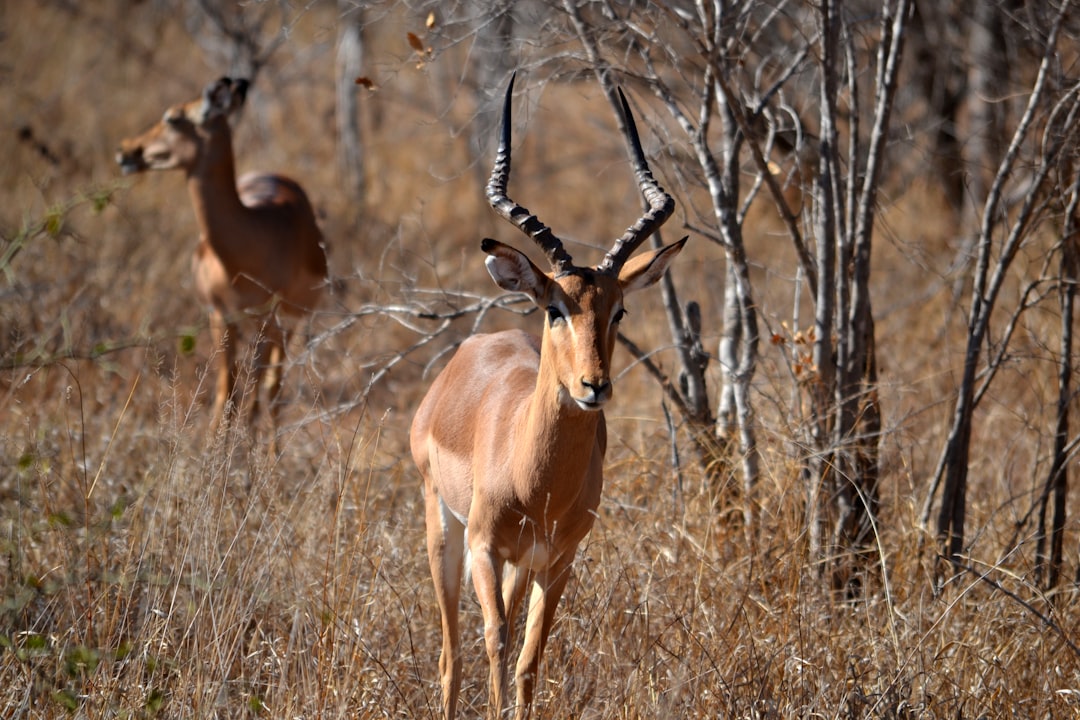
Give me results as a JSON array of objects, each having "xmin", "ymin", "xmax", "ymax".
[
  {"xmin": 410, "ymin": 76, "xmax": 685, "ymax": 720},
  {"xmin": 116, "ymin": 76, "xmax": 328, "ymax": 448}
]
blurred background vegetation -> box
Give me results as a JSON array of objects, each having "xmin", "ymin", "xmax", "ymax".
[{"xmin": 2, "ymin": 0, "xmax": 1080, "ymax": 717}]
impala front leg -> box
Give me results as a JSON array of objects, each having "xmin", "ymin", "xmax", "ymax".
[
  {"xmin": 208, "ymin": 309, "xmax": 238, "ymax": 437},
  {"xmin": 514, "ymin": 556, "xmax": 574, "ymax": 718},
  {"xmin": 471, "ymin": 545, "xmax": 510, "ymax": 718}
]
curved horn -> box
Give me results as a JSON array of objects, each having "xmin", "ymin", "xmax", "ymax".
[
  {"xmin": 485, "ymin": 73, "xmax": 574, "ymax": 273},
  {"xmin": 596, "ymin": 88, "xmax": 675, "ymax": 274}
]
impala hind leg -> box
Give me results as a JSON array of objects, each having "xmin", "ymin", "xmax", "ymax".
[
  {"xmin": 250, "ymin": 322, "xmax": 287, "ymax": 454},
  {"xmin": 425, "ymin": 491, "xmax": 466, "ymax": 720},
  {"xmin": 514, "ymin": 557, "xmax": 574, "ymax": 718},
  {"xmin": 502, "ymin": 563, "xmax": 532, "ymax": 670},
  {"xmin": 265, "ymin": 334, "xmax": 287, "ymax": 423}
]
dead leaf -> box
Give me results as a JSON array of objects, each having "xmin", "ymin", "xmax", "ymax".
[
  {"xmin": 426, "ymin": 11, "xmax": 436, "ymax": 29},
  {"xmin": 407, "ymin": 32, "xmax": 425, "ymax": 53}
]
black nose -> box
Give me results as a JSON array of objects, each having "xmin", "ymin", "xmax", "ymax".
[
  {"xmin": 116, "ymin": 148, "xmax": 144, "ymax": 174},
  {"xmin": 582, "ymin": 378, "xmax": 611, "ymax": 396}
]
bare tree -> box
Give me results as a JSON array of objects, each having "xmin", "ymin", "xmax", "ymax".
[
  {"xmin": 552, "ymin": 2, "xmax": 912, "ymax": 566},
  {"xmin": 923, "ymin": 3, "xmax": 1077, "ymax": 575},
  {"xmin": 798, "ymin": 0, "xmax": 910, "ymax": 590}
]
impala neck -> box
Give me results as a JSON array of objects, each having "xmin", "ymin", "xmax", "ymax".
[
  {"xmin": 184, "ymin": 117, "xmax": 246, "ymax": 265},
  {"xmin": 515, "ymin": 335, "xmax": 603, "ymax": 501}
]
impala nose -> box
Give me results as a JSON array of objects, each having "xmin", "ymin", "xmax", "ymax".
[
  {"xmin": 116, "ymin": 146, "xmax": 145, "ymax": 175},
  {"xmin": 578, "ymin": 378, "xmax": 612, "ymax": 409}
]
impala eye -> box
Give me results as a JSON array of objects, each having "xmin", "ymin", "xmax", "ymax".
[
  {"xmin": 546, "ymin": 305, "xmax": 564, "ymax": 324},
  {"xmin": 612, "ymin": 308, "xmax": 627, "ymax": 324}
]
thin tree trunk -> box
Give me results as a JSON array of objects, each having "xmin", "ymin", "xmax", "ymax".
[
  {"xmin": 832, "ymin": 0, "xmax": 908, "ymax": 576},
  {"xmin": 717, "ymin": 260, "xmax": 740, "ymax": 446},
  {"xmin": 336, "ymin": 1, "xmax": 365, "ymax": 213},
  {"xmin": 1037, "ymin": 212, "xmax": 1078, "ymax": 590},
  {"xmin": 808, "ymin": 0, "xmax": 840, "ymax": 563},
  {"xmin": 709, "ymin": 65, "xmax": 762, "ymax": 534}
]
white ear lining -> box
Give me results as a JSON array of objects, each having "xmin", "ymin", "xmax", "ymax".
[
  {"xmin": 483, "ymin": 250, "xmax": 533, "ymax": 289},
  {"xmin": 484, "ymin": 254, "xmax": 522, "ymax": 290}
]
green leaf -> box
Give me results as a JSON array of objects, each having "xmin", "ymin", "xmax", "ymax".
[
  {"xmin": 48, "ymin": 512, "xmax": 73, "ymax": 527},
  {"xmin": 145, "ymin": 688, "xmax": 166, "ymax": 714},
  {"xmin": 90, "ymin": 190, "xmax": 112, "ymax": 213},
  {"xmin": 24, "ymin": 633, "xmax": 47, "ymax": 651},
  {"xmin": 66, "ymin": 645, "xmax": 100, "ymax": 675},
  {"xmin": 44, "ymin": 210, "xmax": 64, "ymax": 238},
  {"xmin": 52, "ymin": 688, "xmax": 79, "ymax": 711}
]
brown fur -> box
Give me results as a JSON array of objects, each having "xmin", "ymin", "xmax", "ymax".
[
  {"xmin": 116, "ymin": 77, "xmax": 328, "ymax": 450},
  {"xmin": 411, "ymin": 239, "xmax": 684, "ymax": 720}
]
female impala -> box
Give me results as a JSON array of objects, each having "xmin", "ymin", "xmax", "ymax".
[
  {"xmin": 411, "ymin": 76, "xmax": 685, "ymax": 720},
  {"xmin": 116, "ymin": 77, "xmax": 327, "ymax": 447}
]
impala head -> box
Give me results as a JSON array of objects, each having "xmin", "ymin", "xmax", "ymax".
[
  {"xmin": 116, "ymin": 76, "xmax": 249, "ymax": 175},
  {"xmin": 484, "ymin": 75, "xmax": 686, "ymax": 412}
]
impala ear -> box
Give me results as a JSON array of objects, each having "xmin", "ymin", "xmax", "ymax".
[
  {"xmin": 229, "ymin": 78, "xmax": 250, "ymax": 108},
  {"xmin": 618, "ymin": 237, "xmax": 687, "ymax": 294},
  {"xmin": 482, "ymin": 238, "xmax": 550, "ymax": 300},
  {"xmin": 199, "ymin": 76, "xmax": 249, "ymax": 124}
]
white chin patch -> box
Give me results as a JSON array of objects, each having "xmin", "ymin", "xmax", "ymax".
[
  {"xmin": 573, "ymin": 396, "xmax": 605, "ymax": 412},
  {"xmin": 558, "ymin": 385, "xmax": 605, "ymax": 412}
]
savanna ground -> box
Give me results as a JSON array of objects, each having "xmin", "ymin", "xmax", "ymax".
[{"xmin": 3, "ymin": 1, "xmax": 1080, "ymax": 717}]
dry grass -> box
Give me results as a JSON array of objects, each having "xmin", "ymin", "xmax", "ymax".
[{"xmin": 3, "ymin": 2, "xmax": 1080, "ymax": 718}]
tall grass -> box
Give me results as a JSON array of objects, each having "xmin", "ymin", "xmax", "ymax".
[{"xmin": 5, "ymin": 370, "xmax": 1079, "ymax": 717}]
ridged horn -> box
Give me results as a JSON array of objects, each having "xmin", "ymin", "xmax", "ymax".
[
  {"xmin": 596, "ymin": 88, "xmax": 675, "ymax": 274},
  {"xmin": 485, "ymin": 73, "xmax": 574, "ymax": 274}
]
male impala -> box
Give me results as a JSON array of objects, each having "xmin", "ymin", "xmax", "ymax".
[
  {"xmin": 116, "ymin": 77, "xmax": 327, "ymax": 448},
  {"xmin": 411, "ymin": 76, "xmax": 685, "ymax": 720}
]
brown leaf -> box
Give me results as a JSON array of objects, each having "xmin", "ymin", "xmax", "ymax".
[
  {"xmin": 407, "ymin": 32, "xmax": 425, "ymax": 53},
  {"xmin": 354, "ymin": 76, "xmax": 376, "ymax": 90}
]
